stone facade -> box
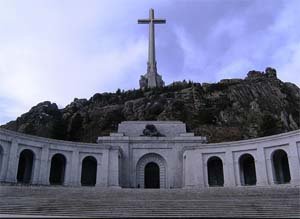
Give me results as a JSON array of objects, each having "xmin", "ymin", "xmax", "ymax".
[{"xmin": 0, "ymin": 121, "xmax": 299, "ymax": 188}]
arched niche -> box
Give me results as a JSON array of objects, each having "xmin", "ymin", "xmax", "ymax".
[
  {"xmin": 239, "ymin": 153, "xmax": 257, "ymax": 186},
  {"xmin": 207, "ymin": 156, "xmax": 224, "ymax": 187},
  {"xmin": 49, "ymin": 153, "xmax": 66, "ymax": 185},
  {"xmin": 17, "ymin": 149, "xmax": 35, "ymax": 184},
  {"xmin": 271, "ymin": 149, "xmax": 291, "ymax": 184},
  {"xmin": 81, "ymin": 156, "xmax": 97, "ymax": 186}
]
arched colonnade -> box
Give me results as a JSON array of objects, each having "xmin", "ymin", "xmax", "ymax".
[
  {"xmin": 2, "ymin": 148, "xmax": 99, "ymax": 186},
  {"xmin": 201, "ymin": 148, "xmax": 293, "ymax": 187}
]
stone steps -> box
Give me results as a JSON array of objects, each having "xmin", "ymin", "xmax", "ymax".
[{"xmin": 0, "ymin": 185, "xmax": 299, "ymax": 217}]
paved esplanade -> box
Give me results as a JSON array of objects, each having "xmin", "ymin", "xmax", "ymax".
[{"xmin": 138, "ymin": 9, "xmax": 165, "ymax": 89}]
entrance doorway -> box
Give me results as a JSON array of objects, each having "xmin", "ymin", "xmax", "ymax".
[
  {"xmin": 49, "ymin": 153, "xmax": 66, "ymax": 185},
  {"xmin": 81, "ymin": 156, "xmax": 97, "ymax": 186},
  {"xmin": 136, "ymin": 153, "xmax": 167, "ymax": 188},
  {"xmin": 239, "ymin": 154, "xmax": 257, "ymax": 185},
  {"xmin": 272, "ymin": 149, "xmax": 291, "ymax": 184},
  {"xmin": 17, "ymin": 149, "xmax": 34, "ymax": 183},
  {"xmin": 144, "ymin": 162, "xmax": 160, "ymax": 188},
  {"xmin": 207, "ymin": 156, "xmax": 224, "ymax": 186}
]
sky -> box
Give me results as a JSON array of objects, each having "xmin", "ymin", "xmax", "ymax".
[{"xmin": 0, "ymin": 0, "xmax": 299, "ymax": 125}]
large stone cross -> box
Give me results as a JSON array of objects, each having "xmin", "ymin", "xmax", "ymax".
[{"xmin": 138, "ymin": 9, "xmax": 166, "ymax": 89}]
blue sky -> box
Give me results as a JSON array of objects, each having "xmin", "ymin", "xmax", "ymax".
[{"xmin": 0, "ymin": 0, "xmax": 299, "ymax": 125}]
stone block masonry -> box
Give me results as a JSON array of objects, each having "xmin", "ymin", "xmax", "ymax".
[{"xmin": 0, "ymin": 121, "xmax": 299, "ymax": 189}]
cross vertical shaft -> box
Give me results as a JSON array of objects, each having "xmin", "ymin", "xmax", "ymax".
[
  {"xmin": 148, "ymin": 9, "xmax": 156, "ymax": 72},
  {"xmin": 138, "ymin": 9, "xmax": 166, "ymax": 89}
]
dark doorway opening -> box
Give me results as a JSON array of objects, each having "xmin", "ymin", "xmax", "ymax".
[
  {"xmin": 49, "ymin": 154, "xmax": 66, "ymax": 185},
  {"xmin": 272, "ymin": 149, "xmax": 291, "ymax": 184},
  {"xmin": 239, "ymin": 154, "xmax": 257, "ymax": 185},
  {"xmin": 17, "ymin": 149, "xmax": 34, "ymax": 184},
  {"xmin": 81, "ymin": 156, "xmax": 97, "ymax": 186},
  {"xmin": 144, "ymin": 162, "xmax": 160, "ymax": 188},
  {"xmin": 207, "ymin": 156, "xmax": 224, "ymax": 186}
]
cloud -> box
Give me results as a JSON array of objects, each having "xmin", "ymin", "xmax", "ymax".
[
  {"xmin": 0, "ymin": 29, "xmax": 148, "ymax": 115},
  {"xmin": 270, "ymin": 0, "xmax": 300, "ymax": 85},
  {"xmin": 0, "ymin": 97, "xmax": 30, "ymax": 125},
  {"xmin": 173, "ymin": 25, "xmax": 207, "ymax": 82},
  {"xmin": 276, "ymin": 42, "xmax": 300, "ymax": 85},
  {"xmin": 0, "ymin": 0, "xmax": 299, "ymax": 125},
  {"xmin": 0, "ymin": 0, "xmax": 171, "ymax": 124},
  {"xmin": 199, "ymin": 0, "xmax": 300, "ymax": 84}
]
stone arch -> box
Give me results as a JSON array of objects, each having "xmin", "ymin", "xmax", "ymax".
[
  {"xmin": 271, "ymin": 149, "xmax": 291, "ymax": 184},
  {"xmin": 239, "ymin": 153, "xmax": 257, "ymax": 186},
  {"xmin": 81, "ymin": 156, "xmax": 97, "ymax": 186},
  {"xmin": 17, "ymin": 149, "xmax": 35, "ymax": 184},
  {"xmin": 136, "ymin": 153, "xmax": 167, "ymax": 188},
  {"xmin": 49, "ymin": 153, "xmax": 66, "ymax": 185},
  {"xmin": 207, "ymin": 156, "xmax": 224, "ymax": 187}
]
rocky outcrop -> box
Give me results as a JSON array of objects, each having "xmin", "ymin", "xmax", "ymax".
[
  {"xmin": 3, "ymin": 101, "xmax": 66, "ymax": 139},
  {"xmin": 2, "ymin": 67, "xmax": 300, "ymax": 143}
]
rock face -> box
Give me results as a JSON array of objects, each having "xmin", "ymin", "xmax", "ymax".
[{"xmin": 2, "ymin": 68, "xmax": 300, "ymax": 143}]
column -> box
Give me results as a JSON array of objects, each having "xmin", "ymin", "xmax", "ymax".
[
  {"xmin": 38, "ymin": 145, "xmax": 49, "ymax": 185},
  {"xmin": 63, "ymin": 153, "xmax": 71, "ymax": 186},
  {"xmin": 96, "ymin": 151, "xmax": 108, "ymax": 187},
  {"xmin": 183, "ymin": 150, "xmax": 203, "ymax": 188},
  {"xmin": 108, "ymin": 148, "xmax": 120, "ymax": 188},
  {"xmin": 70, "ymin": 149, "xmax": 80, "ymax": 186},
  {"xmin": 5, "ymin": 139, "xmax": 19, "ymax": 183},
  {"xmin": 255, "ymin": 146, "xmax": 269, "ymax": 186},
  {"xmin": 224, "ymin": 150, "xmax": 235, "ymax": 187},
  {"xmin": 288, "ymin": 141, "xmax": 300, "ymax": 185},
  {"xmin": 32, "ymin": 151, "xmax": 41, "ymax": 185},
  {"xmin": 265, "ymin": 152, "xmax": 275, "ymax": 185},
  {"xmin": 0, "ymin": 148, "xmax": 10, "ymax": 181},
  {"xmin": 203, "ymin": 155, "xmax": 209, "ymax": 187}
]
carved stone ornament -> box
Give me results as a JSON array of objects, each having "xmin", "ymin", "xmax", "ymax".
[{"xmin": 141, "ymin": 124, "xmax": 165, "ymax": 137}]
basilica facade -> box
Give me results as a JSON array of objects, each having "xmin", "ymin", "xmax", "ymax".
[{"xmin": 0, "ymin": 121, "xmax": 299, "ymax": 188}]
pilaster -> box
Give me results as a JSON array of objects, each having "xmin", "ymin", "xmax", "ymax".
[
  {"xmin": 255, "ymin": 146, "xmax": 269, "ymax": 186},
  {"xmin": 224, "ymin": 150, "xmax": 235, "ymax": 187},
  {"xmin": 71, "ymin": 149, "xmax": 80, "ymax": 186},
  {"xmin": 31, "ymin": 153, "xmax": 41, "ymax": 184},
  {"xmin": 108, "ymin": 148, "xmax": 120, "ymax": 188},
  {"xmin": 63, "ymin": 154, "xmax": 71, "ymax": 186},
  {"xmin": 0, "ymin": 150, "xmax": 9, "ymax": 181},
  {"xmin": 183, "ymin": 150, "xmax": 203, "ymax": 188},
  {"xmin": 96, "ymin": 151, "xmax": 108, "ymax": 187},
  {"xmin": 38, "ymin": 144, "xmax": 49, "ymax": 185},
  {"xmin": 288, "ymin": 141, "xmax": 300, "ymax": 185},
  {"xmin": 5, "ymin": 139, "xmax": 19, "ymax": 183}
]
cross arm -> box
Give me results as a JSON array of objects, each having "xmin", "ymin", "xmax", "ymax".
[
  {"xmin": 138, "ymin": 19, "xmax": 150, "ymax": 24},
  {"xmin": 153, "ymin": 19, "xmax": 166, "ymax": 24}
]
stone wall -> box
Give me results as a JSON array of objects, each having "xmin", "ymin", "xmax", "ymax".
[
  {"xmin": 0, "ymin": 125, "xmax": 299, "ymax": 189},
  {"xmin": 0, "ymin": 128, "xmax": 120, "ymax": 187},
  {"xmin": 183, "ymin": 130, "xmax": 300, "ymax": 187}
]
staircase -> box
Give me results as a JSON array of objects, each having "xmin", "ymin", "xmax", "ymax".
[{"xmin": 0, "ymin": 185, "xmax": 299, "ymax": 218}]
